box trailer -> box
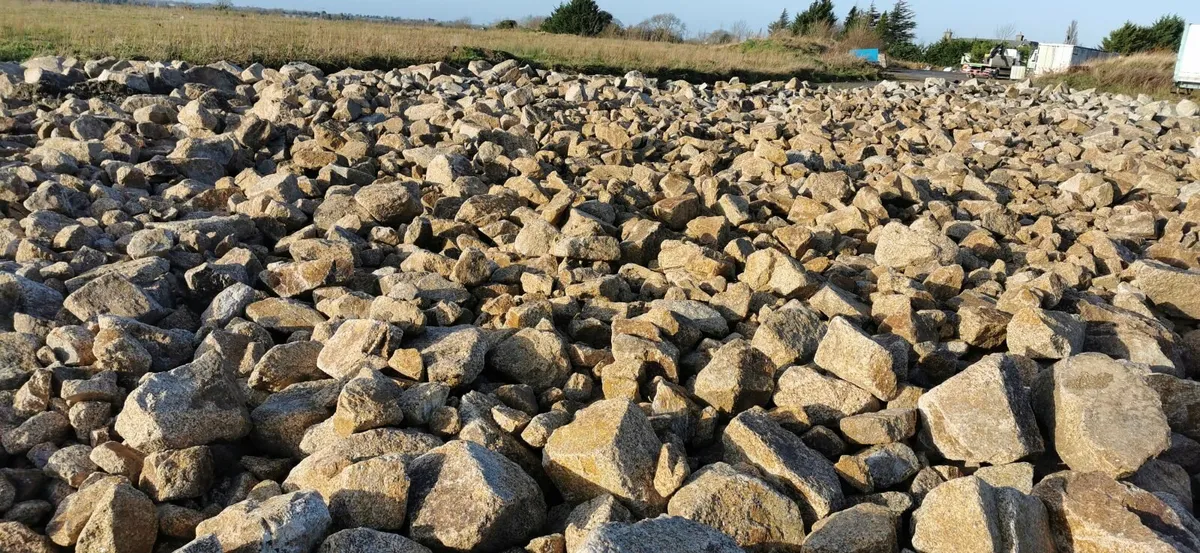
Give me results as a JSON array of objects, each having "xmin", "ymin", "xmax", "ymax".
[
  {"xmin": 1176, "ymin": 24, "xmax": 1200, "ymax": 90},
  {"xmin": 1029, "ymin": 43, "xmax": 1117, "ymax": 76}
]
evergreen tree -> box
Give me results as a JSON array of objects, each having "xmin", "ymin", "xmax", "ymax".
[
  {"xmin": 790, "ymin": 0, "xmax": 837, "ymax": 35},
  {"xmin": 768, "ymin": 9, "xmax": 790, "ymax": 34},
  {"xmin": 844, "ymin": 6, "xmax": 861, "ymax": 29},
  {"xmin": 1102, "ymin": 22, "xmax": 1148, "ymax": 53},
  {"xmin": 885, "ymin": 0, "xmax": 917, "ymax": 45},
  {"xmin": 541, "ymin": 0, "xmax": 614, "ymax": 36},
  {"xmin": 1101, "ymin": 14, "xmax": 1185, "ymax": 54},
  {"xmin": 875, "ymin": 11, "xmax": 890, "ymax": 42},
  {"xmin": 1148, "ymin": 15, "xmax": 1185, "ymax": 51},
  {"xmin": 864, "ymin": 2, "xmax": 880, "ymax": 27}
]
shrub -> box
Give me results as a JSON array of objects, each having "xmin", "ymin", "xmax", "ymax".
[
  {"xmin": 541, "ymin": 0, "xmax": 613, "ymax": 37},
  {"xmin": 887, "ymin": 41, "xmax": 924, "ymax": 61},
  {"xmin": 1035, "ymin": 52, "xmax": 1181, "ymax": 98},
  {"xmin": 494, "ymin": 19, "xmax": 518, "ymax": 30},
  {"xmin": 921, "ymin": 38, "xmax": 1030, "ymax": 67},
  {"xmin": 923, "ymin": 38, "xmax": 975, "ymax": 67},
  {"xmin": 706, "ymin": 30, "xmax": 737, "ymax": 45},
  {"xmin": 1101, "ymin": 14, "xmax": 1185, "ymax": 54},
  {"xmin": 969, "ymin": 40, "xmax": 999, "ymax": 63}
]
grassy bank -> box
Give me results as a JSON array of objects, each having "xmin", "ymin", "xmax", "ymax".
[
  {"xmin": 0, "ymin": 0, "xmax": 879, "ymax": 83},
  {"xmin": 1035, "ymin": 52, "xmax": 1193, "ymax": 99}
]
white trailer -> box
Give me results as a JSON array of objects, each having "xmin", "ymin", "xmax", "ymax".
[
  {"xmin": 1028, "ymin": 43, "xmax": 1117, "ymax": 76},
  {"xmin": 1176, "ymin": 24, "xmax": 1200, "ymax": 90}
]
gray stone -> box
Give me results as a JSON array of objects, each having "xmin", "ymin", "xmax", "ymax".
[
  {"xmin": 319, "ymin": 528, "xmax": 431, "ymax": 553},
  {"xmin": 489, "ymin": 327, "xmax": 571, "ymax": 390},
  {"xmin": 405, "ymin": 325, "xmax": 489, "ymax": 388},
  {"xmin": 408, "ymin": 440, "xmax": 546, "ymax": 553},
  {"xmin": 196, "ymin": 491, "xmax": 332, "ymax": 553},
  {"xmin": 114, "ymin": 351, "xmax": 250, "ymax": 452},
  {"xmin": 576, "ymin": 516, "xmax": 744, "ymax": 553}
]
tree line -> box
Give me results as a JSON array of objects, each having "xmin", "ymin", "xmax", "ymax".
[
  {"xmin": 534, "ymin": 0, "xmax": 753, "ymax": 44},
  {"xmin": 767, "ymin": 1, "xmax": 916, "ymax": 54}
]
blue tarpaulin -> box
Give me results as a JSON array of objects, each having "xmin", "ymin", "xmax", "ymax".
[{"xmin": 850, "ymin": 49, "xmax": 880, "ymax": 63}]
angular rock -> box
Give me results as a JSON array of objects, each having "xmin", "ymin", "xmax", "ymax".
[
  {"xmin": 489, "ymin": 327, "xmax": 571, "ymax": 390},
  {"xmin": 317, "ymin": 319, "xmax": 404, "ymax": 378},
  {"xmin": 327, "ymin": 453, "xmax": 410, "ymax": 530},
  {"xmin": 801, "ymin": 504, "xmax": 898, "ymax": 553},
  {"xmin": 874, "ymin": 221, "xmax": 958, "ymax": 271},
  {"xmin": 1006, "ymin": 307, "xmax": 1085, "ymax": 360},
  {"xmin": 139, "ymin": 446, "xmax": 214, "ymax": 501},
  {"xmin": 408, "ymin": 441, "xmax": 546, "ymax": 553},
  {"xmin": 1132, "ymin": 260, "xmax": 1200, "ymax": 319},
  {"xmin": 196, "ymin": 491, "xmax": 332, "ymax": 553},
  {"xmin": 722, "ymin": 408, "xmax": 843, "ymax": 523},
  {"xmin": 834, "ymin": 442, "xmax": 921, "ymax": 493},
  {"xmin": 64, "ymin": 273, "xmax": 166, "ymax": 323},
  {"xmin": 1032, "ymin": 353, "xmax": 1170, "ymax": 477},
  {"xmin": 543, "ymin": 400, "xmax": 665, "ymax": 517},
  {"xmin": 813, "ymin": 317, "xmax": 902, "ymax": 401},
  {"xmin": 405, "ymin": 325, "xmax": 489, "ymax": 387},
  {"xmin": 773, "ymin": 365, "xmax": 881, "ymax": 426},
  {"xmin": 912, "ymin": 475, "xmax": 1053, "ymax": 553},
  {"xmin": 693, "ymin": 339, "xmax": 775, "ymax": 414},
  {"xmin": 751, "ymin": 302, "xmax": 825, "ymax": 368},
  {"xmin": 1033, "ymin": 471, "xmax": 1200, "ymax": 553},
  {"xmin": 331, "ymin": 369, "xmax": 405, "ymax": 436},
  {"xmin": 47, "ymin": 477, "xmax": 158, "ymax": 553},
  {"xmin": 667, "ymin": 462, "xmax": 806, "ymax": 552},
  {"xmin": 576, "ymin": 516, "xmax": 743, "ymax": 553},
  {"xmin": 319, "ymin": 528, "xmax": 431, "ymax": 553},
  {"xmin": 917, "ymin": 354, "xmax": 1044, "ymax": 464},
  {"xmin": 114, "ymin": 351, "xmax": 250, "ymax": 452}
]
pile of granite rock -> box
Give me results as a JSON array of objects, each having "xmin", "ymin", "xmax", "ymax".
[{"xmin": 1, "ymin": 55, "xmax": 1200, "ymax": 553}]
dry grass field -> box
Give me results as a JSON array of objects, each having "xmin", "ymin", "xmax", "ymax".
[
  {"xmin": 1035, "ymin": 52, "xmax": 1191, "ymax": 98},
  {"xmin": 0, "ymin": 0, "xmax": 879, "ymax": 82}
]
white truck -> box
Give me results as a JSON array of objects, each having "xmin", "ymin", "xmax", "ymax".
[
  {"xmin": 1028, "ymin": 43, "xmax": 1116, "ymax": 76},
  {"xmin": 1176, "ymin": 23, "xmax": 1200, "ymax": 91}
]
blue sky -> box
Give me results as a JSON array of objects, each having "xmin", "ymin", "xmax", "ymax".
[{"xmin": 224, "ymin": 0, "xmax": 1199, "ymax": 47}]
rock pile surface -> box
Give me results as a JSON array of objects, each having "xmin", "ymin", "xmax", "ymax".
[{"xmin": 2, "ymin": 55, "xmax": 1200, "ymax": 553}]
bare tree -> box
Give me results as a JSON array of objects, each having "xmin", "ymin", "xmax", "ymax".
[
  {"xmin": 632, "ymin": 13, "xmax": 687, "ymax": 42},
  {"xmin": 994, "ymin": 23, "xmax": 1017, "ymax": 40},
  {"xmin": 519, "ymin": 15, "xmax": 545, "ymax": 30},
  {"xmin": 1065, "ymin": 20, "xmax": 1079, "ymax": 45},
  {"xmin": 729, "ymin": 20, "xmax": 753, "ymax": 41}
]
